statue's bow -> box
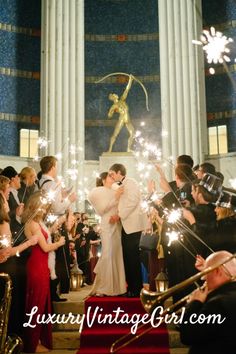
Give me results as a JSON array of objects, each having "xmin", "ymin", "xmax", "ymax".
[{"xmin": 95, "ymin": 72, "xmax": 149, "ymax": 111}]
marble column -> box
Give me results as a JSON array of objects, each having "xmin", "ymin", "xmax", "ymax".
[
  {"xmin": 158, "ymin": 0, "xmax": 207, "ymax": 178},
  {"xmin": 40, "ymin": 0, "xmax": 85, "ymax": 210}
]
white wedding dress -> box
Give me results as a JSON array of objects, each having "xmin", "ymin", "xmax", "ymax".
[{"xmin": 88, "ymin": 186, "xmax": 126, "ymax": 296}]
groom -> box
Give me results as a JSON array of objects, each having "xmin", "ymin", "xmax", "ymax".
[{"xmin": 109, "ymin": 163, "xmax": 148, "ymax": 297}]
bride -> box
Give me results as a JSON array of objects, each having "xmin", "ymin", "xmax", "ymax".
[{"xmin": 88, "ymin": 172, "xmax": 126, "ymax": 296}]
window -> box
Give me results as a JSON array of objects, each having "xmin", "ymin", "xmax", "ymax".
[
  {"xmin": 20, "ymin": 129, "xmax": 39, "ymax": 158},
  {"xmin": 208, "ymin": 125, "xmax": 228, "ymax": 155}
]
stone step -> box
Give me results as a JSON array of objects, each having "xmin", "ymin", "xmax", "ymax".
[
  {"xmin": 168, "ymin": 330, "xmax": 188, "ymax": 348},
  {"xmin": 53, "ymin": 318, "xmax": 82, "ymax": 331},
  {"xmin": 52, "ymin": 331, "xmax": 80, "ymax": 350},
  {"xmin": 170, "ymin": 349, "xmax": 189, "ymax": 354},
  {"xmin": 53, "ymin": 300, "xmax": 85, "ymax": 315}
]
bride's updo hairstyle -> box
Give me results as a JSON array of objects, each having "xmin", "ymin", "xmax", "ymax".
[{"xmin": 96, "ymin": 172, "xmax": 108, "ymax": 187}]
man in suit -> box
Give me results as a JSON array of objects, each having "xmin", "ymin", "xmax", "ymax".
[
  {"xmin": 180, "ymin": 251, "xmax": 236, "ymax": 354},
  {"xmin": 109, "ymin": 163, "xmax": 148, "ymax": 297}
]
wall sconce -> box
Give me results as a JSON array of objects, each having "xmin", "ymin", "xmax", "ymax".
[{"xmin": 155, "ymin": 270, "xmax": 168, "ymax": 293}]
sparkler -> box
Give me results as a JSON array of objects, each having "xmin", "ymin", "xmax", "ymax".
[
  {"xmin": 37, "ymin": 136, "xmax": 49, "ymax": 149},
  {"xmin": 166, "ymin": 230, "xmax": 180, "ymax": 247},
  {"xmin": 229, "ymin": 178, "xmax": 236, "ymax": 190},
  {"xmin": 192, "ymin": 26, "xmax": 233, "ymax": 65},
  {"xmin": 0, "ymin": 234, "xmax": 12, "ymax": 248}
]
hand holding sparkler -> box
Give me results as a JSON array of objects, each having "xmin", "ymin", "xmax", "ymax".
[
  {"xmin": 0, "ymin": 247, "xmax": 12, "ymax": 263},
  {"xmin": 195, "ymin": 255, "xmax": 206, "ymax": 272},
  {"xmin": 155, "ymin": 164, "xmax": 171, "ymax": 193},
  {"xmin": 16, "ymin": 203, "xmax": 24, "ymax": 217},
  {"xmin": 68, "ymin": 192, "xmax": 77, "ymax": 203},
  {"xmin": 182, "ymin": 208, "xmax": 196, "ymax": 225}
]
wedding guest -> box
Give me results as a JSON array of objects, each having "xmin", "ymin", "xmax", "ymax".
[
  {"xmin": 22, "ymin": 191, "xmax": 65, "ymax": 353},
  {"xmin": 0, "ymin": 193, "xmax": 38, "ymax": 337},
  {"xmin": 18, "ymin": 166, "xmax": 37, "ymax": 204},
  {"xmin": 38, "ymin": 155, "xmax": 76, "ymax": 214}
]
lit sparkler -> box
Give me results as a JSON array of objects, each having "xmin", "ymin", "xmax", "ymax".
[
  {"xmin": 165, "ymin": 208, "xmax": 182, "ymax": 224},
  {"xmin": 229, "ymin": 178, "xmax": 236, "ymax": 190},
  {"xmin": 45, "ymin": 213, "xmax": 58, "ymax": 224},
  {"xmin": 0, "ymin": 234, "xmax": 11, "ymax": 248},
  {"xmin": 192, "ymin": 26, "xmax": 233, "ymax": 64},
  {"xmin": 37, "ymin": 136, "xmax": 49, "ymax": 149},
  {"xmin": 166, "ymin": 230, "xmax": 180, "ymax": 246}
]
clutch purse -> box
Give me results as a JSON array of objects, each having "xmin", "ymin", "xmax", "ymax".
[{"xmin": 139, "ymin": 231, "xmax": 159, "ymax": 251}]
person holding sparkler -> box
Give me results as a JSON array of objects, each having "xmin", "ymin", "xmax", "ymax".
[
  {"xmin": 38, "ymin": 156, "xmax": 77, "ymax": 215},
  {"xmin": 0, "ymin": 193, "xmax": 38, "ymax": 338},
  {"xmin": 22, "ymin": 191, "xmax": 65, "ymax": 353}
]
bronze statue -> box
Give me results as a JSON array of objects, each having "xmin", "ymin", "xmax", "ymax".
[
  {"xmin": 107, "ymin": 74, "xmax": 134, "ymax": 152},
  {"xmin": 95, "ymin": 72, "xmax": 149, "ymax": 153}
]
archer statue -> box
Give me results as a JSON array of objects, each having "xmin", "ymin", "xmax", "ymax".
[
  {"xmin": 95, "ymin": 73, "xmax": 149, "ymax": 153},
  {"xmin": 107, "ymin": 74, "xmax": 134, "ymax": 152}
]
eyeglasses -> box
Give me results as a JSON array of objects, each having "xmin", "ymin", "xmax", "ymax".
[{"xmin": 221, "ymin": 264, "xmax": 235, "ymax": 281}]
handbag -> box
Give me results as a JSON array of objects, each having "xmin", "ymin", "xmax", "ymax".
[{"xmin": 139, "ymin": 230, "xmax": 159, "ymax": 251}]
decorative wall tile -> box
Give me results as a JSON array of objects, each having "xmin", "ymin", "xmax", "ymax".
[
  {"xmin": 0, "ymin": 0, "xmax": 41, "ymax": 28},
  {"xmin": 85, "ymin": 0, "xmax": 158, "ymax": 34}
]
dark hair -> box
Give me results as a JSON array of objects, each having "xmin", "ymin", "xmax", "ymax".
[
  {"xmin": 40, "ymin": 156, "xmax": 57, "ymax": 174},
  {"xmin": 216, "ymin": 171, "xmax": 224, "ymax": 183},
  {"xmin": 0, "ymin": 194, "xmax": 10, "ymax": 224},
  {"xmin": 96, "ymin": 172, "xmax": 108, "ymax": 187},
  {"xmin": 109, "ymin": 163, "xmax": 126, "ymax": 176},
  {"xmin": 193, "ymin": 164, "xmax": 199, "ymax": 172},
  {"xmin": 192, "ymin": 181, "xmax": 217, "ymax": 203},
  {"xmin": 200, "ymin": 162, "xmax": 216, "ymax": 175},
  {"xmin": 177, "ymin": 155, "xmax": 194, "ymax": 168},
  {"xmin": 175, "ymin": 164, "xmax": 195, "ymax": 183}
]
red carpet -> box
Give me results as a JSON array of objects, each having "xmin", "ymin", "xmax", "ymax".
[{"xmin": 77, "ymin": 296, "xmax": 170, "ymax": 354}]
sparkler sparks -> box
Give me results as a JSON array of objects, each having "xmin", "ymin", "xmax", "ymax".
[
  {"xmin": 229, "ymin": 178, "xmax": 236, "ymax": 190},
  {"xmin": 166, "ymin": 230, "xmax": 180, "ymax": 246},
  {"xmin": 0, "ymin": 234, "xmax": 11, "ymax": 248},
  {"xmin": 193, "ymin": 26, "xmax": 233, "ymax": 64},
  {"xmin": 37, "ymin": 137, "xmax": 49, "ymax": 149},
  {"xmin": 165, "ymin": 209, "xmax": 182, "ymax": 224}
]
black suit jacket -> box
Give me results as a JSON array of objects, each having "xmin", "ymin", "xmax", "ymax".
[{"xmin": 180, "ymin": 281, "xmax": 236, "ymax": 354}]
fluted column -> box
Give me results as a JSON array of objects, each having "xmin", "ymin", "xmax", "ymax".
[
  {"xmin": 158, "ymin": 0, "xmax": 207, "ymax": 177},
  {"xmin": 40, "ymin": 0, "xmax": 85, "ymax": 210}
]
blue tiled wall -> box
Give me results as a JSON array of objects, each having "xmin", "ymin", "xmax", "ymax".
[
  {"xmin": 0, "ymin": 0, "xmax": 41, "ymax": 28},
  {"xmin": 85, "ymin": 0, "xmax": 158, "ymax": 34},
  {"xmin": 85, "ymin": 0, "xmax": 160, "ymax": 160},
  {"xmin": 0, "ymin": 0, "xmax": 41, "ymax": 156},
  {"xmin": 203, "ymin": 0, "xmax": 236, "ymax": 152}
]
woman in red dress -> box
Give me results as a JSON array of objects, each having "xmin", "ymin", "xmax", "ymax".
[{"xmin": 22, "ymin": 191, "xmax": 65, "ymax": 353}]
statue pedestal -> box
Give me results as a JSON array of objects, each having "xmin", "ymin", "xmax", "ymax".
[{"xmin": 99, "ymin": 152, "xmax": 138, "ymax": 179}]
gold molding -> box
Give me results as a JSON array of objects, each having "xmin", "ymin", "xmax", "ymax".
[
  {"xmin": 85, "ymin": 33, "xmax": 158, "ymax": 42},
  {"xmin": 85, "ymin": 74, "xmax": 160, "ymax": 84},
  {"xmin": 0, "ymin": 67, "xmax": 40, "ymax": 80},
  {"xmin": 0, "ymin": 112, "xmax": 40, "ymax": 123},
  {"xmin": 0, "ymin": 22, "xmax": 40, "ymax": 36},
  {"xmin": 207, "ymin": 109, "xmax": 236, "ymax": 120}
]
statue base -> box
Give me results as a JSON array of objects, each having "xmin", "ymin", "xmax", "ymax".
[{"xmin": 99, "ymin": 152, "xmax": 138, "ymax": 179}]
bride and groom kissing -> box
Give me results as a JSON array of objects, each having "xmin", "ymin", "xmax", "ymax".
[{"xmin": 88, "ymin": 163, "xmax": 148, "ymax": 298}]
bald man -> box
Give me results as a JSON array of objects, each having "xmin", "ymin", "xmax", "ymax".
[{"xmin": 180, "ymin": 251, "xmax": 236, "ymax": 354}]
